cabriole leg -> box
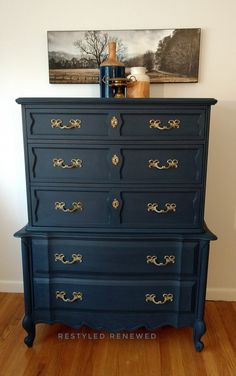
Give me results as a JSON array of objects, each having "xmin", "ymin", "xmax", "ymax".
[
  {"xmin": 193, "ymin": 319, "xmax": 206, "ymax": 352},
  {"xmin": 22, "ymin": 315, "xmax": 35, "ymax": 347}
]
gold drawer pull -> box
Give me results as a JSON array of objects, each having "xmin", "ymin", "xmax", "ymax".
[
  {"xmin": 56, "ymin": 291, "xmax": 83, "ymax": 303},
  {"xmin": 112, "ymin": 198, "xmax": 120, "ymax": 209},
  {"xmin": 53, "ymin": 158, "xmax": 83, "ymax": 169},
  {"xmin": 149, "ymin": 119, "xmax": 180, "ymax": 130},
  {"xmin": 112, "ymin": 154, "xmax": 119, "ymax": 166},
  {"xmin": 55, "ymin": 201, "xmax": 83, "ymax": 213},
  {"xmin": 145, "ymin": 293, "xmax": 173, "ymax": 305},
  {"xmin": 51, "ymin": 119, "xmax": 81, "ymax": 129},
  {"xmin": 146, "ymin": 255, "xmax": 175, "ymax": 266},
  {"xmin": 148, "ymin": 159, "xmax": 178, "ymax": 170},
  {"xmin": 54, "ymin": 253, "xmax": 83, "ymax": 264},
  {"xmin": 147, "ymin": 202, "xmax": 176, "ymax": 214},
  {"xmin": 111, "ymin": 116, "xmax": 118, "ymax": 128}
]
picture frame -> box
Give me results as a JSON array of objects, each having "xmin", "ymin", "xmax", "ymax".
[{"xmin": 48, "ymin": 28, "xmax": 201, "ymax": 84}]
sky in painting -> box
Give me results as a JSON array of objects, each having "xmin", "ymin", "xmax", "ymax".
[{"xmin": 48, "ymin": 29, "xmax": 174, "ymax": 58}]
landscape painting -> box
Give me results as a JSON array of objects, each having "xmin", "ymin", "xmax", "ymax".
[{"xmin": 48, "ymin": 28, "xmax": 201, "ymax": 84}]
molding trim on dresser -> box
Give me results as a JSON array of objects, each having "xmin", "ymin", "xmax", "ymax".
[{"xmin": 14, "ymin": 97, "xmax": 217, "ymax": 351}]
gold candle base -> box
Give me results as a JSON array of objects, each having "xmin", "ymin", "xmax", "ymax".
[{"xmin": 108, "ymin": 77, "xmax": 127, "ymax": 98}]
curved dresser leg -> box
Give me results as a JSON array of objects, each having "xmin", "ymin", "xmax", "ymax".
[
  {"xmin": 22, "ymin": 315, "xmax": 35, "ymax": 347},
  {"xmin": 193, "ymin": 320, "xmax": 206, "ymax": 352}
]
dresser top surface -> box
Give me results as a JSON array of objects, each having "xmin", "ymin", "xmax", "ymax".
[{"xmin": 16, "ymin": 97, "xmax": 217, "ymax": 106}]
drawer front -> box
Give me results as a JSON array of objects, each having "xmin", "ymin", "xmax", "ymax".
[
  {"xmin": 29, "ymin": 144, "xmax": 204, "ymax": 184},
  {"xmin": 120, "ymin": 110, "xmax": 206, "ymax": 139},
  {"xmin": 121, "ymin": 145, "xmax": 203, "ymax": 184},
  {"xmin": 26, "ymin": 108, "xmax": 206, "ymax": 140},
  {"xmin": 33, "ymin": 278, "xmax": 196, "ymax": 313},
  {"xmin": 29, "ymin": 145, "xmax": 110, "ymax": 182},
  {"xmin": 26, "ymin": 110, "xmax": 110, "ymax": 137},
  {"xmin": 31, "ymin": 188, "xmax": 202, "ymax": 229},
  {"xmin": 31, "ymin": 189, "xmax": 110, "ymax": 227},
  {"xmin": 121, "ymin": 190, "xmax": 201, "ymax": 228},
  {"xmin": 32, "ymin": 238, "xmax": 198, "ymax": 276}
]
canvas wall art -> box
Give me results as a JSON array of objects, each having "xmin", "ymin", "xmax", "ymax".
[{"xmin": 48, "ymin": 28, "xmax": 201, "ymax": 84}]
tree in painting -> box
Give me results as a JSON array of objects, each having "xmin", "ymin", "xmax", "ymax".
[
  {"xmin": 156, "ymin": 29, "xmax": 200, "ymax": 77},
  {"xmin": 73, "ymin": 30, "xmax": 127, "ymax": 67},
  {"xmin": 143, "ymin": 50, "xmax": 155, "ymax": 72}
]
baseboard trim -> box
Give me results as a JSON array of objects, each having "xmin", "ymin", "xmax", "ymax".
[
  {"xmin": 206, "ymin": 288, "xmax": 236, "ymax": 301},
  {"xmin": 0, "ymin": 280, "xmax": 23, "ymax": 293},
  {"xmin": 0, "ymin": 281, "xmax": 235, "ymax": 300}
]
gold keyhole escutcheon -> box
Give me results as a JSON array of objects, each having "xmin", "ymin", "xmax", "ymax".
[
  {"xmin": 112, "ymin": 154, "xmax": 119, "ymax": 166},
  {"xmin": 112, "ymin": 198, "xmax": 120, "ymax": 209},
  {"xmin": 111, "ymin": 116, "xmax": 118, "ymax": 128}
]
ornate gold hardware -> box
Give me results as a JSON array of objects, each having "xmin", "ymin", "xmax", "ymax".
[
  {"xmin": 146, "ymin": 255, "xmax": 175, "ymax": 266},
  {"xmin": 55, "ymin": 201, "xmax": 83, "ymax": 213},
  {"xmin": 147, "ymin": 202, "xmax": 176, "ymax": 214},
  {"xmin": 149, "ymin": 119, "xmax": 180, "ymax": 130},
  {"xmin": 148, "ymin": 159, "xmax": 178, "ymax": 170},
  {"xmin": 56, "ymin": 291, "xmax": 83, "ymax": 303},
  {"xmin": 51, "ymin": 119, "xmax": 81, "ymax": 129},
  {"xmin": 52, "ymin": 158, "xmax": 83, "ymax": 169},
  {"xmin": 112, "ymin": 198, "xmax": 120, "ymax": 209},
  {"xmin": 54, "ymin": 253, "xmax": 83, "ymax": 264},
  {"xmin": 145, "ymin": 293, "xmax": 173, "ymax": 305},
  {"xmin": 111, "ymin": 116, "xmax": 118, "ymax": 128},
  {"xmin": 112, "ymin": 154, "xmax": 119, "ymax": 166}
]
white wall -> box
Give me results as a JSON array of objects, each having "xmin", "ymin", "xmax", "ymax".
[{"xmin": 1, "ymin": 0, "xmax": 236, "ymax": 299}]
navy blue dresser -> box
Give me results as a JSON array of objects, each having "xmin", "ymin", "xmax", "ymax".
[{"xmin": 15, "ymin": 98, "xmax": 217, "ymax": 351}]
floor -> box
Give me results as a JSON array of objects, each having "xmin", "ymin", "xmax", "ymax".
[{"xmin": 0, "ymin": 293, "xmax": 235, "ymax": 376}]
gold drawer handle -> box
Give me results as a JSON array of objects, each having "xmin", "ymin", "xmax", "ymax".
[
  {"xmin": 55, "ymin": 201, "xmax": 83, "ymax": 213},
  {"xmin": 148, "ymin": 159, "xmax": 178, "ymax": 170},
  {"xmin": 56, "ymin": 291, "xmax": 83, "ymax": 303},
  {"xmin": 147, "ymin": 255, "xmax": 175, "ymax": 266},
  {"xmin": 149, "ymin": 119, "xmax": 180, "ymax": 130},
  {"xmin": 147, "ymin": 202, "xmax": 176, "ymax": 214},
  {"xmin": 112, "ymin": 154, "xmax": 119, "ymax": 166},
  {"xmin": 111, "ymin": 116, "xmax": 118, "ymax": 128},
  {"xmin": 54, "ymin": 253, "xmax": 83, "ymax": 264},
  {"xmin": 51, "ymin": 119, "xmax": 81, "ymax": 129},
  {"xmin": 112, "ymin": 198, "xmax": 120, "ymax": 209},
  {"xmin": 53, "ymin": 158, "xmax": 83, "ymax": 169},
  {"xmin": 145, "ymin": 293, "xmax": 173, "ymax": 305}
]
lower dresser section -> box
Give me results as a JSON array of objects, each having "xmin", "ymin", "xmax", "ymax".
[{"xmin": 15, "ymin": 228, "xmax": 216, "ymax": 351}]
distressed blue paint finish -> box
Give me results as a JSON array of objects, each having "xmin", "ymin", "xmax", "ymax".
[{"xmin": 15, "ymin": 98, "xmax": 217, "ymax": 351}]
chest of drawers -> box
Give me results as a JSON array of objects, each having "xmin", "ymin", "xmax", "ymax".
[{"xmin": 15, "ymin": 98, "xmax": 217, "ymax": 351}]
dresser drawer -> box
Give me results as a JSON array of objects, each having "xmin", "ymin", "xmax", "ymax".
[
  {"xmin": 31, "ymin": 188, "xmax": 202, "ymax": 230},
  {"xmin": 31, "ymin": 238, "xmax": 198, "ymax": 276},
  {"xmin": 26, "ymin": 110, "xmax": 109, "ymax": 138},
  {"xmin": 29, "ymin": 144, "xmax": 204, "ymax": 184},
  {"xmin": 29, "ymin": 145, "xmax": 110, "ymax": 182},
  {"xmin": 119, "ymin": 109, "xmax": 206, "ymax": 139},
  {"xmin": 121, "ymin": 145, "xmax": 203, "ymax": 184},
  {"xmin": 33, "ymin": 278, "xmax": 196, "ymax": 313},
  {"xmin": 25, "ymin": 108, "xmax": 206, "ymax": 140}
]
